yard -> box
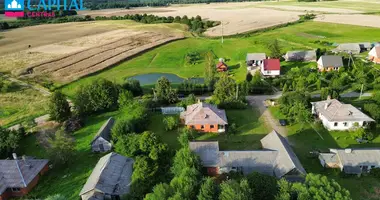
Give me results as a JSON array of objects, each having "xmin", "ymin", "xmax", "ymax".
[
  {"xmin": 60, "ymin": 21, "xmax": 380, "ymax": 97},
  {"xmin": 269, "ymin": 102, "xmax": 380, "ymax": 200},
  {"xmin": 149, "ymin": 106, "xmax": 269, "ymax": 151}
]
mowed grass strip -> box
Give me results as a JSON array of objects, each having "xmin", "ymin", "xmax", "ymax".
[{"xmin": 61, "ymin": 21, "xmax": 380, "ymax": 97}]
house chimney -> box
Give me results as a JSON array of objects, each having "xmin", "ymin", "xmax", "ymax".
[
  {"xmin": 324, "ymin": 103, "xmax": 329, "ymax": 110},
  {"xmin": 345, "ymin": 149, "xmax": 352, "ymax": 153},
  {"xmin": 22, "ymin": 155, "xmax": 31, "ymax": 167},
  {"xmin": 12, "ymin": 153, "xmax": 17, "ymax": 160}
]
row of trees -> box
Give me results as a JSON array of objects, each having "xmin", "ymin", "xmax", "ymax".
[{"xmin": 95, "ymin": 14, "xmax": 219, "ymax": 33}]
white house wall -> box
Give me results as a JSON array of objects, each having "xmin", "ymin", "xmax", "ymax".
[
  {"xmin": 92, "ymin": 137, "xmax": 112, "ymax": 152},
  {"xmin": 317, "ymin": 113, "xmax": 365, "ymax": 131},
  {"xmin": 260, "ymin": 67, "xmax": 280, "ymax": 76}
]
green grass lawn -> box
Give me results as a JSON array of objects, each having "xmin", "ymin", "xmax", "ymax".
[
  {"xmin": 0, "ymin": 87, "xmax": 48, "ymax": 127},
  {"xmin": 60, "ymin": 21, "xmax": 380, "ymax": 97},
  {"xmin": 150, "ymin": 106, "xmax": 269, "ymax": 151},
  {"xmin": 269, "ymin": 105, "xmax": 380, "ymax": 200}
]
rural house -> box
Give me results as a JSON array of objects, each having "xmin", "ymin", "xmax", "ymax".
[
  {"xmin": 216, "ymin": 58, "xmax": 228, "ymax": 72},
  {"xmin": 319, "ymin": 148, "xmax": 380, "ymax": 175},
  {"xmin": 189, "ymin": 130, "xmax": 306, "ymax": 180},
  {"xmin": 311, "ymin": 99, "xmax": 374, "ymax": 131},
  {"xmin": 246, "ymin": 53, "xmax": 266, "ymax": 71},
  {"xmin": 79, "ymin": 153, "xmax": 134, "ymax": 200},
  {"xmin": 317, "ymin": 55, "xmax": 343, "ymax": 72},
  {"xmin": 0, "ymin": 154, "xmax": 48, "ymax": 200},
  {"xmin": 333, "ymin": 43, "xmax": 361, "ymax": 54},
  {"xmin": 284, "ymin": 50, "xmax": 316, "ymax": 62},
  {"xmin": 261, "ymin": 59, "xmax": 281, "ymax": 76},
  {"xmin": 90, "ymin": 117, "xmax": 115, "ymax": 153},
  {"xmin": 368, "ymin": 45, "xmax": 380, "ymax": 64},
  {"xmin": 180, "ymin": 102, "xmax": 228, "ymax": 133}
]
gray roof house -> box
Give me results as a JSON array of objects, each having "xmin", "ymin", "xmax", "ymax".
[
  {"xmin": 246, "ymin": 53, "xmax": 266, "ymax": 71},
  {"xmin": 0, "ymin": 154, "xmax": 48, "ymax": 199},
  {"xmin": 91, "ymin": 117, "xmax": 115, "ymax": 153},
  {"xmin": 317, "ymin": 55, "xmax": 343, "ymax": 71},
  {"xmin": 284, "ymin": 50, "xmax": 316, "ymax": 62},
  {"xmin": 189, "ymin": 130, "xmax": 306, "ymax": 180},
  {"xmin": 319, "ymin": 148, "xmax": 380, "ymax": 175},
  {"xmin": 333, "ymin": 43, "xmax": 361, "ymax": 54},
  {"xmin": 79, "ymin": 153, "xmax": 134, "ymax": 200},
  {"xmin": 311, "ymin": 99, "xmax": 374, "ymax": 130}
]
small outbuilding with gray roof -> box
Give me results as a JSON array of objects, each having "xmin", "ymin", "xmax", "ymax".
[
  {"xmin": 317, "ymin": 55, "xmax": 344, "ymax": 72},
  {"xmin": 333, "ymin": 43, "xmax": 361, "ymax": 54},
  {"xmin": 91, "ymin": 117, "xmax": 115, "ymax": 153},
  {"xmin": 189, "ymin": 130, "xmax": 306, "ymax": 180},
  {"xmin": 319, "ymin": 148, "xmax": 380, "ymax": 175},
  {"xmin": 79, "ymin": 152, "xmax": 134, "ymax": 200}
]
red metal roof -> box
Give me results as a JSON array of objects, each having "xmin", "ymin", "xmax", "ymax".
[{"xmin": 263, "ymin": 59, "xmax": 280, "ymax": 71}]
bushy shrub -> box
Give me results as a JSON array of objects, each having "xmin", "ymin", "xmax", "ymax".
[
  {"xmin": 186, "ymin": 51, "xmax": 201, "ymax": 65},
  {"xmin": 163, "ymin": 116, "xmax": 179, "ymax": 131}
]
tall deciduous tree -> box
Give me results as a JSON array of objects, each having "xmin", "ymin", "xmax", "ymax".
[
  {"xmin": 47, "ymin": 129, "xmax": 75, "ymax": 166},
  {"xmin": 49, "ymin": 91, "xmax": 71, "ymax": 122},
  {"xmin": 247, "ymin": 172, "xmax": 277, "ymax": 200},
  {"xmin": 212, "ymin": 73, "xmax": 237, "ymax": 105},
  {"xmin": 170, "ymin": 167, "xmax": 201, "ymax": 200},
  {"xmin": 268, "ymin": 39, "xmax": 282, "ymax": 59},
  {"xmin": 204, "ymin": 51, "xmax": 216, "ymax": 89},
  {"xmin": 145, "ymin": 183, "xmax": 174, "ymax": 200},
  {"xmin": 155, "ymin": 76, "xmax": 171, "ymax": 100},
  {"xmin": 219, "ymin": 179, "xmax": 251, "ymax": 200},
  {"xmin": 197, "ymin": 177, "xmax": 219, "ymax": 200},
  {"xmin": 0, "ymin": 126, "xmax": 21, "ymax": 155},
  {"xmin": 171, "ymin": 147, "xmax": 201, "ymax": 176}
]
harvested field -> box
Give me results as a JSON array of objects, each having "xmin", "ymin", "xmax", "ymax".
[
  {"xmin": 256, "ymin": 5, "xmax": 361, "ymax": 14},
  {"xmin": 315, "ymin": 14, "xmax": 380, "ymax": 29},
  {"xmin": 79, "ymin": 3, "xmax": 303, "ymax": 37},
  {"xmin": 27, "ymin": 31, "xmax": 184, "ymax": 83}
]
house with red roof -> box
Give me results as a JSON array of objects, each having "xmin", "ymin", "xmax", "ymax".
[
  {"xmin": 215, "ymin": 58, "xmax": 228, "ymax": 72},
  {"xmin": 261, "ymin": 59, "xmax": 280, "ymax": 76}
]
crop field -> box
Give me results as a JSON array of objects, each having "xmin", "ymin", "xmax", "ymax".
[
  {"xmin": 0, "ymin": 21, "xmax": 186, "ymax": 83},
  {"xmin": 61, "ymin": 21, "xmax": 380, "ymax": 97}
]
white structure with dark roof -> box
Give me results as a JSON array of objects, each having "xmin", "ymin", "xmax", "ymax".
[
  {"xmin": 319, "ymin": 148, "xmax": 380, "ymax": 175},
  {"xmin": 284, "ymin": 50, "xmax": 316, "ymax": 62},
  {"xmin": 333, "ymin": 43, "xmax": 361, "ymax": 54},
  {"xmin": 91, "ymin": 117, "xmax": 114, "ymax": 152},
  {"xmin": 369, "ymin": 45, "xmax": 380, "ymax": 64},
  {"xmin": 317, "ymin": 55, "xmax": 344, "ymax": 71},
  {"xmin": 246, "ymin": 53, "xmax": 266, "ymax": 69},
  {"xmin": 311, "ymin": 99, "xmax": 374, "ymax": 130},
  {"xmin": 189, "ymin": 130, "xmax": 306, "ymax": 180},
  {"xmin": 79, "ymin": 153, "xmax": 134, "ymax": 200}
]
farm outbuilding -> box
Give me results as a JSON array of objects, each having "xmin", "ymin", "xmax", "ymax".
[
  {"xmin": 317, "ymin": 56, "xmax": 343, "ymax": 72},
  {"xmin": 368, "ymin": 45, "xmax": 380, "ymax": 64},
  {"xmin": 91, "ymin": 117, "xmax": 115, "ymax": 153},
  {"xmin": 284, "ymin": 50, "xmax": 316, "ymax": 62}
]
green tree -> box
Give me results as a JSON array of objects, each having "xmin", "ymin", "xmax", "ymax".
[
  {"xmin": 0, "ymin": 127, "xmax": 21, "ymax": 154},
  {"xmin": 111, "ymin": 118, "xmax": 136, "ymax": 141},
  {"xmin": 246, "ymin": 73, "xmax": 253, "ymax": 82},
  {"xmin": 145, "ymin": 183, "xmax": 174, "ymax": 200},
  {"xmin": 197, "ymin": 177, "xmax": 219, "ymax": 200},
  {"xmin": 170, "ymin": 167, "xmax": 201, "ymax": 200},
  {"xmin": 268, "ymin": 39, "xmax": 282, "ymax": 59},
  {"xmin": 45, "ymin": 194, "xmax": 66, "ymax": 200},
  {"xmin": 212, "ymin": 73, "xmax": 237, "ymax": 105},
  {"xmin": 163, "ymin": 116, "xmax": 179, "ymax": 131},
  {"xmin": 219, "ymin": 179, "xmax": 251, "ymax": 200},
  {"xmin": 282, "ymin": 83, "xmax": 288, "ymax": 92},
  {"xmin": 172, "ymin": 147, "xmax": 200, "ymax": 176},
  {"xmin": 139, "ymin": 131, "xmax": 169, "ymax": 161},
  {"xmin": 247, "ymin": 172, "xmax": 277, "ymax": 200},
  {"xmin": 364, "ymin": 103, "xmax": 380, "ymax": 122},
  {"xmin": 204, "ymin": 51, "xmax": 216, "ymax": 89},
  {"xmin": 178, "ymin": 128, "xmax": 196, "ymax": 147},
  {"xmin": 118, "ymin": 90, "xmax": 134, "ymax": 108},
  {"xmin": 114, "ymin": 134, "xmax": 141, "ymax": 157},
  {"xmin": 275, "ymin": 179, "xmax": 291, "ymax": 200},
  {"xmin": 74, "ymin": 78, "xmax": 120, "ymax": 115},
  {"xmin": 47, "ymin": 129, "xmax": 75, "ymax": 166},
  {"xmin": 48, "ymin": 91, "xmax": 71, "ymax": 122},
  {"xmin": 155, "ymin": 76, "xmax": 171, "ymax": 101},
  {"xmin": 123, "ymin": 79, "xmax": 143, "ymax": 96},
  {"xmin": 178, "ymin": 94, "xmax": 197, "ymax": 108},
  {"xmin": 288, "ymin": 102, "xmax": 312, "ymax": 124}
]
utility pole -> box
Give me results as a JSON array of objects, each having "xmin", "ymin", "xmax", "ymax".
[
  {"xmin": 236, "ymin": 84, "xmax": 239, "ymax": 100},
  {"xmin": 221, "ymin": 21, "xmax": 224, "ymax": 44},
  {"xmin": 359, "ymin": 84, "xmax": 364, "ymax": 99}
]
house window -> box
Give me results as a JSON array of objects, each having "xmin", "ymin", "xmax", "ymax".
[
  {"xmin": 267, "ymin": 70, "xmax": 271, "ymax": 74},
  {"xmin": 190, "ymin": 125, "xmax": 195, "ymax": 129},
  {"xmin": 210, "ymin": 125, "xmax": 214, "ymax": 128},
  {"xmin": 343, "ymin": 122, "xmax": 348, "ymax": 127},
  {"xmin": 201, "ymin": 125, "xmax": 204, "ymax": 129},
  {"xmin": 334, "ymin": 122, "xmax": 338, "ymax": 127},
  {"xmin": 11, "ymin": 188, "xmax": 21, "ymax": 192}
]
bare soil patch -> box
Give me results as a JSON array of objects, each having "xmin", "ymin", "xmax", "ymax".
[
  {"xmin": 257, "ymin": 5, "xmax": 361, "ymax": 14},
  {"xmin": 315, "ymin": 14, "xmax": 380, "ymax": 29},
  {"xmin": 25, "ymin": 31, "xmax": 184, "ymax": 83},
  {"xmin": 79, "ymin": 3, "xmax": 303, "ymax": 37}
]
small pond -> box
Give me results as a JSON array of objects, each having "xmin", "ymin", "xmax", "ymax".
[{"xmin": 127, "ymin": 73, "xmax": 204, "ymax": 85}]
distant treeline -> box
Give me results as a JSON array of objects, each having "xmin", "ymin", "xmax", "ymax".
[{"xmin": 95, "ymin": 14, "xmax": 220, "ymax": 33}]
